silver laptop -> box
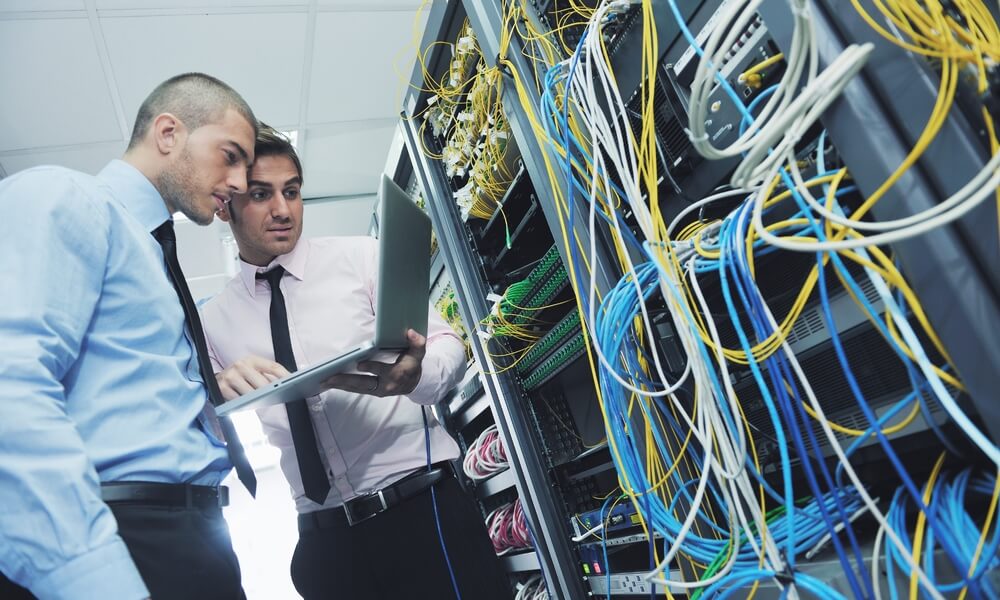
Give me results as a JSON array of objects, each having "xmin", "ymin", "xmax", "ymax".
[{"xmin": 216, "ymin": 175, "xmax": 431, "ymax": 416}]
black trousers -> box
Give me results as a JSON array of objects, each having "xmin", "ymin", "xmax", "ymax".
[
  {"xmin": 0, "ymin": 503, "xmax": 244, "ymax": 599},
  {"xmin": 291, "ymin": 475, "xmax": 511, "ymax": 600}
]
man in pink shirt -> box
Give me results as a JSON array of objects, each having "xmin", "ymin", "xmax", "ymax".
[{"xmin": 201, "ymin": 125, "xmax": 508, "ymax": 599}]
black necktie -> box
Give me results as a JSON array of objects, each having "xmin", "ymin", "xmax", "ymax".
[
  {"xmin": 257, "ymin": 267, "xmax": 331, "ymax": 504},
  {"xmin": 153, "ymin": 220, "xmax": 257, "ymax": 496}
]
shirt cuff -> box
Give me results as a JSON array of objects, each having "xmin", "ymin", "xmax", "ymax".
[
  {"xmin": 407, "ymin": 353, "xmax": 442, "ymax": 405},
  {"xmin": 30, "ymin": 538, "xmax": 148, "ymax": 600}
]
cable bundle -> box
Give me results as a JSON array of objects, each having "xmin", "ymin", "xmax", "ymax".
[
  {"xmin": 463, "ymin": 424, "xmax": 509, "ymax": 480},
  {"xmin": 682, "ymin": 0, "xmax": 873, "ymax": 189},
  {"xmin": 514, "ymin": 574, "xmax": 548, "ymax": 600},
  {"xmin": 486, "ymin": 499, "xmax": 532, "ymax": 555},
  {"xmin": 877, "ymin": 463, "xmax": 1000, "ymax": 600},
  {"xmin": 496, "ymin": 0, "xmax": 1000, "ymax": 596},
  {"xmin": 408, "ymin": 0, "xmax": 1000, "ymax": 596},
  {"xmin": 413, "ymin": 18, "xmax": 521, "ymax": 223}
]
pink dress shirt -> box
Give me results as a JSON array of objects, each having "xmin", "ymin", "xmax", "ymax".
[{"xmin": 202, "ymin": 236, "xmax": 465, "ymax": 513}]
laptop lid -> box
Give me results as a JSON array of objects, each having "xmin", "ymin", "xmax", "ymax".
[{"xmin": 373, "ymin": 174, "xmax": 431, "ymax": 348}]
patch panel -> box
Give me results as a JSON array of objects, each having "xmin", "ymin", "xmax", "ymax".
[
  {"xmin": 516, "ymin": 309, "xmax": 581, "ymax": 374},
  {"xmin": 521, "ymin": 332, "xmax": 586, "ymax": 390}
]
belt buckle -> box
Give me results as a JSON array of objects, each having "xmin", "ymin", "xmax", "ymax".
[{"xmin": 344, "ymin": 488, "xmax": 387, "ymax": 526}]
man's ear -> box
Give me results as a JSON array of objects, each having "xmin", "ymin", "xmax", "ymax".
[{"xmin": 151, "ymin": 113, "xmax": 184, "ymax": 156}]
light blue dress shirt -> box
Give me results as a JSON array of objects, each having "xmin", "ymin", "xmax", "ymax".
[{"xmin": 0, "ymin": 160, "xmax": 231, "ymax": 599}]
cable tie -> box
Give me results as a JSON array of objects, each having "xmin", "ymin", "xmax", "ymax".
[
  {"xmin": 496, "ymin": 55, "xmax": 513, "ymax": 77},
  {"xmin": 684, "ymin": 127, "xmax": 709, "ymax": 143},
  {"xmin": 774, "ymin": 569, "xmax": 796, "ymax": 585},
  {"xmin": 789, "ymin": 1, "xmax": 810, "ymax": 18},
  {"xmin": 774, "ymin": 550, "xmax": 797, "ymax": 586}
]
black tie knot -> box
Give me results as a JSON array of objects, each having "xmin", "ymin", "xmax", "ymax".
[
  {"xmin": 256, "ymin": 266, "xmax": 286, "ymax": 287},
  {"xmin": 153, "ymin": 219, "xmax": 176, "ymax": 243}
]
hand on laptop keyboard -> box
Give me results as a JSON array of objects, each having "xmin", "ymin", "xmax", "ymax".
[{"xmin": 216, "ymin": 355, "xmax": 290, "ymax": 401}]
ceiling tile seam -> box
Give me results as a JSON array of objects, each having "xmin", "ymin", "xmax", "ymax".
[
  {"xmin": 0, "ymin": 4, "xmax": 421, "ymax": 20},
  {"xmin": 0, "ymin": 10, "xmax": 87, "ymax": 20},
  {"xmin": 304, "ymin": 116, "xmax": 400, "ymax": 128},
  {"xmin": 94, "ymin": 6, "xmax": 309, "ymax": 18},
  {"xmin": 0, "ymin": 140, "xmax": 125, "ymax": 157},
  {"xmin": 296, "ymin": 0, "xmax": 319, "ymax": 166},
  {"xmin": 314, "ymin": 6, "xmax": 429, "ymax": 13},
  {"xmin": 85, "ymin": 0, "xmax": 130, "ymax": 142}
]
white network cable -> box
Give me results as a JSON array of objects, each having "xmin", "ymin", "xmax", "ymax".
[
  {"xmin": 558, "ymin": 4, "xmax": 791, "ymax": 588},
  {"xmin": 543, "ymin": 0, "xmax": 991, "ymax": 596},
  {"xmin": 514, "ymin": 574, "xmax": 548, "ymax": 600},
  {"xmin": 684, "ymin": 0, "xmax": 873, "ymax": 192},
  {"xmin": 463, "ymin": 424, "xmax": 510, "ymax": 480},
  {"xmin": 732, "ymin": 210, "xmax": 949, "ymax": 600}
]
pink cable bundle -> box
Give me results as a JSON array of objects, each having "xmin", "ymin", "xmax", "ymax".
[
  {"xmin": 485, "ymin": 499, "xmax": 532, "ymax": 555},
  {"xmin": 462, "ymin": 424, "xmax": 509, "ymax": 480}
]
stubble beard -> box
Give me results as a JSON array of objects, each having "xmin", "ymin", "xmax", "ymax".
[{"xmin": 157, "ymin": 150, "xmax": 214, "ymax": 226}]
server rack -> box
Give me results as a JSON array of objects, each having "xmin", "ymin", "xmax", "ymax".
[{"xmin": 384, "ymin": 1, "xmax": 1000, "ymax": 597}]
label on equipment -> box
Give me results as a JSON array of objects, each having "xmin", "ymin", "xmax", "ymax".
[{"xmin": 674, "ymin": 0, "xmax": 733, "ymax": 76}]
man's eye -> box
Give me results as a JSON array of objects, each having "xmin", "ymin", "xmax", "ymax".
[
  {"xmin": 225, "ymin": 150, "xmax": 237, "ymax": 165},
  {"xmin": 250, "ymin": 190, "xmax": 269, "ymax": 200},
  {"xmin": 284, "ymin": 189, "xmax": 300, "ymax": 200}
]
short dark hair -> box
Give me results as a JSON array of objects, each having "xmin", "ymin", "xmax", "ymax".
[
  {"xmin": 254, "ymin": 123, "xmax": 303, "ymax": 183},
  {"xmin": 127, "ymin": 73, "xmax": 257, "ymax": 149}
]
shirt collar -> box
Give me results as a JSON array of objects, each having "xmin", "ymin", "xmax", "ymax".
[
  {"xmin": 238, "ymin": 238, "xmax": 310, "ymax": 297},
  {"xmin": 96, "ymin": 159, "xmax": 171, "ymax": 232}
]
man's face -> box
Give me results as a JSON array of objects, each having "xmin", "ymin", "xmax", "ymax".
[
  {"xmin": 157, "ymin": 108, "xmax": 255, "ymax": 225},
  {"xmin": 224, "ymin": 154, "xmax": 304, "ymax": 266}
]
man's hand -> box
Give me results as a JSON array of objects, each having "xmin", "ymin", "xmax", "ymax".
[
  {"xmin": 215, "ymin": 355, "xmax": 290, "ymax": 401},
  {"xmin": 323, "ymin": 329, "xmax": 426, "ymax": 397}
]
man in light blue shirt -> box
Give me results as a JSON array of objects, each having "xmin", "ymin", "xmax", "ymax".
[{"xmin": 0, "ymin": 73, "xmax": 258, "ymax": 600}]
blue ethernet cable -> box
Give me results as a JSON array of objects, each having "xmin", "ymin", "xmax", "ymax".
[
  {"xmin": 717, "ymin": 203, "xmax": 869, "ymax": 597},
  {"xmin": 600, "ymin": 493, "xmax": 617, "ymax": 600},
  {"xmin": 806, "ymin": 186, "xmax": 978, "ymax": 595},
  {"xmin": 662, "ymin": 0, "xmax": 975, "ymax": 579},
  {"xmin": 422, "ymin": 408, "xmax": 461, "ymax": 600}
]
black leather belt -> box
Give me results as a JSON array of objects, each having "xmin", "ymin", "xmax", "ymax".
[
  {"xmin": 101, "ymin": 482, "xmax": 229, "ymax": 509},
  {"xmin": 299, "ymin": 466, "xmax": 447, "ymax": 531}
]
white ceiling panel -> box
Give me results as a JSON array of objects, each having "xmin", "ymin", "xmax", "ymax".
[
  {"xmin": 101, "ymin": 12, "xmax": 307, "ymax": 129},
  {"xmin": 0, "ymin": 141, "xmax": 126, "ymax": 178},
  {"xmin": 96, "ymin": 0, "xmax": 304, "ymax": 8},
  {"xmin": 317, "ymin": 1, "xmax": 425, "ymax": 8},
  {"xmin": 300, "ymin": 121, "xmax": 396, "ymax": 197},
  {"xmin": 307, "ymin": 10, "xmax": 424, "ymax": 123},
  {"xmin": 0, "ymin": 19, "xmax": 121, "ymax": 152},
  {"xmin": 0, "ymin": 0, "xmax": 85, "ymax": 11}
]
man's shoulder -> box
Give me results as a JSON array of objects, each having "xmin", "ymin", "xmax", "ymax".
[
  {"xmin": 202, "ymin": 277, "xmax": 243, "ymax": 310},
  {"xmin": 3, "ymin": 165, "xmax": 103, "ymax": 192},
  {"xmin": 1, "ymin": 166, "xmax": 111, "ymax": 221}
]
